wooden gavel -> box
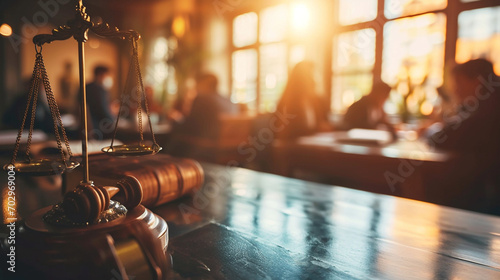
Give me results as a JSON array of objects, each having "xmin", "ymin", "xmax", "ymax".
[
  {"xmin": 62, "ymin": 158, "xmax": 204, "ymax": 223},
  {"xmin": 61, "ymin": 179, "xmax": 140, "ymax": 223}
]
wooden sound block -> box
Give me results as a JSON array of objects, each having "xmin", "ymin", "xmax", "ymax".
[
  {"xmin": 25, "ymin": 205, "xmax": 168, "ymax": 252},
  {"xmin": 17, "ymin": 205, "xmax": 170, "ymax": 279}
]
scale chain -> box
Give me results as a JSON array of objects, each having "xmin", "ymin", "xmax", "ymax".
[
  {"xmin": 10, "ymin": 47, "xmax": 74, "ymax": 168},
  {"xmin": 133, "ymin": 38, "xmax": 157, "ymax": 147},
  {"xmin": 109, "ymin": 38, "xmax": 158, "ymax": 150},
  {"xmin": 39, "ymin": 52, "xmax": 74, "ymax": 165},
  {"xmin": 10, "ymin": 53, "xmax": 40, "ymax": 165},
  {"xmin": 25, "ymin": 59, "xmax": 41, "ymax": 162}
]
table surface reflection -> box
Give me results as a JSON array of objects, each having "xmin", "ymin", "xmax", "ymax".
[{"xmin": 156, "ymin": 163, "xmax": 500, "ymax": 279}]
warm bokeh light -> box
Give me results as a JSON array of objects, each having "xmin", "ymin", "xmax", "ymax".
[
  {"xmin": 146, "ymin": 37, "xmax": 171, "ymax": 98},
  {"xmin": 291, "ymin": 2, "xmax": 311, "ymax": 32},
  {"xmin": 172, "ymin": 15, "xmax": 187, "ymax": 38},
  {"xmin": 152, "ymin": 37, "xmax": 168, "ymax": 60},
  {"xmin": 420, "ymin": 100, "xmax": 434, "ymax": 116},
  {"xmin": 0, "ymin": 23, "xmax": 12, "ymax": 37},
  {"xmin": 2, "ymin": 187, "xmax": 16, "ymax": 224}
]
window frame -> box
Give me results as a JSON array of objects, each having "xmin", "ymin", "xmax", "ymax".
[
  {"xmin": 228, "ymin": 0, "xmax": 500, "ymax": 117},
  {"xmin": 229, "ymin": 4, "xmax": 293, "ymax": 113}
]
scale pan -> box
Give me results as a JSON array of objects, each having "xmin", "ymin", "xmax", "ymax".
[
  {"xmin": 3, "ymin": 159, "xmax": 80, "ymax": 176},
  {"xmin": 101, "ymin": 144, "xmax": 162, "ymax": 157}
]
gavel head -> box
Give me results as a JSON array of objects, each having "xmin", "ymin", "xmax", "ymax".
[
  {"xmin": 62, "ymin": 181, "xmax": 119, "ymax": 224},
  {"xmin": 114, "ymin": 175, "xmax": 143, "ymax": 209},
  {"xmin": 61, "ymin": 178, "xmax": 143, "ymax": 224}
]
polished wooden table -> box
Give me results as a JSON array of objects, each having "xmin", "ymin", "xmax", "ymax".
[
  {"xmin": 158, "ymin": 163, "xmax": 500, "ymax": 279},
  {"xmin": 2, "ymin": 161, "xmax": 500, "ymax": 279},
  {"xmin": 272, "ymin": 132, "xmax": 457, "ymax": 202}
]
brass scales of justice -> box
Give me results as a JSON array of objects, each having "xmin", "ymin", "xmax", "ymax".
[{"xmin": 2, "ymin": 0, "xmax": 176, "ymax": 279}]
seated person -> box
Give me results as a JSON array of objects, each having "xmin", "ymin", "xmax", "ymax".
[
  {"xmin": 424, "ymin": 59, "xmax": 500, "ymax": 214},
  {"xmin": 275, "ymin": 61, "xmax": 332, "ymax": 139},
  {"xmin": 175, "ymin": 73, "xmax": 240, "ymax": 139},
  {"xmin": 341, "ymin": 82, "xmax": 396, "ymax": 138},
  {"xmin": 84, "ymin": 65, "xmax": 115, "ymax": 138},
  {"xmin": 167, "ymin": 77, "xmax": 198, "ymax": 124},
  {"xmin": 426, "ymin": 59, "xmax": 500, "ymax": 152}
]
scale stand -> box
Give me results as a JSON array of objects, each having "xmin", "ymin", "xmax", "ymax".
[{"xmin": 4, "ymin": 1, "xmax": 170, "ymax": 279}]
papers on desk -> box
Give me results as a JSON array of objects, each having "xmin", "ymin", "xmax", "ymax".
[
  {"xmin": 335, "ymin": 129, "xmax": 393, "ymax": 146},
  {"xmin": 0, "ymin": 130, "xmax": 48, "ymax": 146}
]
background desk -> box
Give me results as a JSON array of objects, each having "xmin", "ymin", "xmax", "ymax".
[{"xmin": 271, "ymin": 132, "xmax": 462, "ymax": 202}]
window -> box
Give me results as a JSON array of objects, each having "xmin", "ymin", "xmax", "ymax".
[
  {"xmin": 259, "ymin": 43, "xmax": 287, "ymax": 112},
  {"xmin": 385, "ymin": 0, "xmax": 447, "ymax": 19},
  {"xmin": 332, "ymin": 29, "xmax": 376, "ymax": 113},
  {"xmin": 233, "ymin": 12, "xmax": 258, "ymax": 48},
  {"xmin": 229, "ymin": 0, "xmax": 500, "ymax": 119},
  {"xmin": 332, "ymin": 0, "xmax": 453, "ymax": 117},
  {"xmin": 259, "ymin": 5, "xmax": 288, "ymax": 43},
  {"xmin": 457, "ymin": 7, "xmax": 500, "ymax": 75},
  {"xmin": 231, "ymin": 3, "xmax": 318, "ymax": 113},
  {"xmin": 232, "ymin": 49, "xmax": 258, "ymax": 107},
  {"xmin": 339, "ymin": 0, "xmax": 377, "ymax": 26},
  {"xmin": 146, "ymin": 37, "xmax": 176, "ymax": 103},
  {"xmin": 382, "ymin": 13, "xmax": 446, "ymax": 116}
]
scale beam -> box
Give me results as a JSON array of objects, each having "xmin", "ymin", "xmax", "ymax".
[{"xmin": 31, "ymin": 0, "xmax": 143, "ymax": 183}]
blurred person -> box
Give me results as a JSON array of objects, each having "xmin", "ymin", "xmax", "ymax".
[
  {"xmin": 342, "ymin": 81, "xmax": 396, "ymax": 138},
  {"xmin": 425, "ymin": 59, "xmax": 500, "ymax": 151},
  {"xmin": 59, "ymin": 61, "xmax": 76, "ymax": 114},
  {"xmin": 84, "ymin": 65, "xmax": 115, "ymax": 137},
  {"xmin": 424, "ymin": 59, "xmax": 500, "ymax": 214},
  {"xmin": 167, "ymin": 77, "xmax": 198, "ymax": 124},
  {"xmin": 175, "ymin": 73, "xmax": 239, "ymax": 139},
  {"xmin": 275, "ymin": 61, "xmax": 332, "ymax": 139},
  {"xmin": 3, "ymin": 77, "xmax": 53, "ymax": 134}
]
